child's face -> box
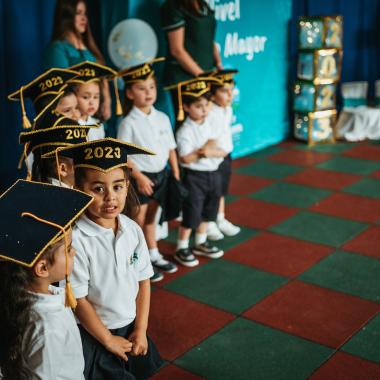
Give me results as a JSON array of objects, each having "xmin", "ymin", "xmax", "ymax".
[
  {"xmin": 56, "ymin": 94, "xmax": 81, "ymax": 120},
  {"xmin": 212, "ymin": 85, "xmax": 234, "ymax": 107},
  {"xmin": 74, "ymin": 1, "xmax": 87, "ymax": 34},
  {"xmin": 43, "ymin": 231, "xmax": 76, "ymax": 283},
  {"xmin": 76, "ymin": 82, "xmax": 101, "ymax": 119},
  {"xmin": 126, "ymin": 78, "xmax": 157, "ymax": 110},
  {"xmin": 80, "ymin": 168, "xmax": 128, "ymax": 226},
  {"xmin": 184, "ymin": 97, "xmax": 210, "ymax": 124}
]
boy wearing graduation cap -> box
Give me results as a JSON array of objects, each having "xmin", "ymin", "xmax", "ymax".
[
  {"xmin": 68, "ymin": 61, "xmax": 120, "ymax": 141},
  {"xmin": 46, "ymin": 138, "xmax": 164, "ymax": 379},
  {"xmin": 0, "ymin": 179, "xmax": 93, "ymax": 379},
  {"xmin": 116, "ymin": 58, "xmax": 179, "ymax": 282},
  {"xmin": 173, "ymin": 76, "xmax": 228, "ymax": 267},
  {"xmin": 206, "ymin": 69, "xmax": 241, "ymax": 240}
]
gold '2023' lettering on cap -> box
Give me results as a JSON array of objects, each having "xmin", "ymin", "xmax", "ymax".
[{"xmin": 84, "ymin": 146, "xmax": 122, "ymax": 160}]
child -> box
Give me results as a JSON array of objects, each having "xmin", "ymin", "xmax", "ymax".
[
  {"xmin": 116, "ymin": 59, "xmax": 179, "ymax": 282},
  {"xmin": 0, "ymin": 179, "xmax": 93, "ymax": 379},
  {"xmin": 53, "ymin": 138, "xmax": 164, "ymax": 380},
  {"xmin": 19, "ymin": 94, "xmax": 93, "ymax": 187},
  {"xmin": 69, "ymin": 61, "xmax": 120, "ymax": 141},
  {"xmin": 207, "ymin": 69, "xmax": 241, "ymax": 240},
  {"xmin": 55, "ymin": 85, "xmax": 82, "ymax": 120},
  {"xmin": 174, "ymin": 77, "xmax": 227, "ymax": 267}
]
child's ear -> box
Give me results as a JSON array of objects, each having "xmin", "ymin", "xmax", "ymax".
[
  {"xmin": 33, "ymin": 259, "xmax": 50, "ymax": 278},
  {"xmin": 58, "ymin": 162, "xmax": 73, "ymax": 178},
  {"xmin": 125, "ymin": 88, "xmax": 135, "ymax": 100},
  {"xmin": 183, "ymin": 103, "xmax": 190, "ymax": 113}
]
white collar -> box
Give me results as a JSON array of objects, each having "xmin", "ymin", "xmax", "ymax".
[
  {"xmin": 49, "ymin": 178, "xmax": 73, "ymax": 189},
  {"xmin": 130, "ymin": 105, "xmax": 156, "ymax": 120},
  {"xmin": 76, "ymin": 213, "xmax": 125, "ymax": 237},
  {"xmin": 185, "ymin": 116, "xmax": 208, "ymax": 128},
  {"xmin": 31, "ymin": 286, "xmax": 66, "ymax": 312}
]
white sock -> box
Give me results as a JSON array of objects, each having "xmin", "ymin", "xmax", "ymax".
[
  {"xmin": 149, "ymin": 248, "xmax": 160, "ymax": 261},
  {"xmin": 177, "ymin": 239, "xmax": 189, "ymax": 250},
  {"xmin": 217, "ymin": 213, "xmax": 225, "ymax": 223},
  {"xmin": 195, "ymin": 233, "xmax": 207, "ymax": 246}
]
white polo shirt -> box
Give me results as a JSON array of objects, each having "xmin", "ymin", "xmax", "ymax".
[
  {"xmin": 208, "ymin": 103, "xmax": 234, "ymax": 154},
  {"xmin": 23, "ymin": 286, "xmax": 85, "ymax": 380},
  {"xmin": 117, "ymin": 106, "xmax": 176, "ymax": 173},
  {"xmin": 71, "ymin": 214, "xmax": 154, "ymax": 329},
  {"xmin": 176, "ymin": 116, "xmax": 224, "ymax": 171},
  {"xmin": 79, "ymin": 115, "xmax": 105, "ymax": 141}
]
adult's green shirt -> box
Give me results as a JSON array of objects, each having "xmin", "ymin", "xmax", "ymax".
[{"xmin": 161, "ymin": 0, "xmax": 217, "ymax": 84}]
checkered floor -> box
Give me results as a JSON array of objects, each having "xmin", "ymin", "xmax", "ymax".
[{"xmin": 150, "ymin": 140, "xmax": 380, "ymax": 380}]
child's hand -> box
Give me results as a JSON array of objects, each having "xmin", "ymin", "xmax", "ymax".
[
  {"xmin": 104, "ymin": 335, "xmax": 133, "ymax": 362},
  {"xmin": 199, "ymin": 146, "xmax": 213, "ymax": 158},
  {"xmin": 204, "ymin": 139, "xmax": 217, "ymax": 148},
  {"xmin": 136, "ymin": 174, "xmax": 154, "ymax": 196},
  {"xmin": 128, "ymin": 329, "xmax": 148, "ymax": 356}
]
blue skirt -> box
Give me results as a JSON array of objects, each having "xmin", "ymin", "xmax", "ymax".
[{"xmin": 79, "ymin": 322, "xmax": 164, "ymax": 380}]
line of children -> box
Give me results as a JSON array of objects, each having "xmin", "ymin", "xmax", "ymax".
[
  {"xmin": 116, "ymin": 59, "xmax": 179, "ymax": 282},
  {"xmin": 0, "ymin": 179, "xmax": 93, "ymax": 379}
]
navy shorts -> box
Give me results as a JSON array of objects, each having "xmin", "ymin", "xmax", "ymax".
[
  {"xmin": 218, "ymin": 154, "xmax": 232, "ymax": 196},
  {"xmin": 132, "ymin": 169, "xmax": 168, "ymax": 205}
]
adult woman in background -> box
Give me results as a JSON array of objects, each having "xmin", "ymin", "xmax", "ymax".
[
  {"xmin": 161, "ymin": 0, "xmax": 223, "ymax": 117},
  {"xmin": 43, "ymin": 0, "xmax": 112, "ymax": 121}
]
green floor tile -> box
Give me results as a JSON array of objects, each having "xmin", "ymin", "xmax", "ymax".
[
  {"xmin": 225, "ymin": 194, "xmax": 240, "ymax": 204},
  {"xmin": 300, "ymin": 251, "xmax": 380, "ymax": 302},
  {"xmin": 247, "ymin": 146, "xmax": 284, "ymax": 159},
  {"xmin": 216, "ymin": 226, "xmax": 258, "ymax": 252},
  {"xmin": 316, "ymin": 156, "xmax": 380, "ymax": 176},
  {"xmin": 175, "ymin": 318, "xmax": 333, "ymax": 380},
  {"xmin": 164, "ymin": 260, "xmax": 287, "ymax": 314},
  {"xmin": 270, "ymin": 211, "xmax": 367, "ymax": 247},
  {"xmin": 343, "ymin": 178, "xmax": 380, "ymax": 199},
  {"xmin": 296, "ymin": 142, "xmax": 357, "ymax": 153},
  {"xmin": 343, "ymin": 313, "xmax": 380, "ymax": 364},
  {"xmin": 251, "ymin": 182, "xmax": 331, "ymax": 208},
  {"xmin": 235, "ymin": 161, "xmax": 302, "ymax": 180}
]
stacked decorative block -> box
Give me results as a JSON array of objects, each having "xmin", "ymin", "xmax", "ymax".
[{"xmin": 293, "ymin": 16, "xmax": 343, "ymax": 145}]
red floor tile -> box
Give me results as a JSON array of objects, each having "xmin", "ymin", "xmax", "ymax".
[
  {"xmin": 278, "ymin": 140, "xmax": 299, "ymax": 148},
  {"xmin": 229, "ymin": 173, "xmax": 273, "ymax": 196},
  {"xmin": 371, "ymin": 169, "xmax": 380, "ymax": 179},
  {"xmin": 244, "ymin": 281, "xmax": 380, "ymax": 348},
  {"xmin": 344, "ymin": 145, "xmax": 380, "ymax": 161},
  {"xmin": 286, "ymin": 167, "xmax": 362, "ymax": 191},
  {"xmin": 310, "ymin": 352, "xmax": 380, "ymax": 380},
  {"xmin": 152, "ymin": 364, "xmax": 205, "ymax": 380},
  {"xmin": 149, "ymin": 288, "xmax": 235, "ymax": 361},
  {"xmin": 269, "ymin": 150, "xmax": 332, "ymax": 166},
  {"xmin": 342, "ymin": 226, "xmax": 380, "ymax": 259},
  {"xmin": 227, "ymin": 198, "xmax": 298, "ymax": 229},
  {"xmin": 225, "ymin": 232, "xmax": 332, "ymax": 277},
  {"xmin": 231, "ymin": 156, "xmax": 255, "ymax": 169},
  {"xmin": 310, "ymin": 193, "xmax": 380, "ymax": 223}
]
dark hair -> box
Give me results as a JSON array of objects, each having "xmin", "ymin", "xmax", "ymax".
[
  {"xmin": 52, "ymin": 0, "xmax": 105, "ymax": 64},
  {"xmin": 31, "ymin": 154, "xmax": 73, "ymax": 184},
  {"xmin": 74, "ymin": 166, "xmax": 141, "ymax": 219},
  {"xmin": 176, "ymin": 0, "xmax": 212, "ymax": 15},
  {"xmin": 0, "ymin": 246, "xmax": 57, "ymax": 379},
  {"xmin": 183, "ymin": 92, "xmax": 211, "ymax": 106}
]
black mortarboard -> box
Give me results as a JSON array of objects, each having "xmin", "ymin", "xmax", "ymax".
[
  {"xmin": 8, "ymin": 68, "xmax": 80, "ymax": 129},
  {"xmin": 45, "ymin": 137, "xmax": 155, "ymax": 172},
  {"xmin": 204, "ymin": 69, "xmax": 239, "ymax": 87},
  {"xmin": 165, "ymin": 77, "xmax": 222, "ymax": 121},
  {"xmin": 117, "ymin": 57, "xmax": 165, "ymax": 85},
  {"xmin": 0, "ymin": 179, "xmax": 93, "ymax": 308}
]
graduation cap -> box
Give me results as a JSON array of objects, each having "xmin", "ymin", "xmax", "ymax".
[
  {"xmin": 0, "ymin": 179, "xmax": 93, "ymax": 308},
  {"xmin": 68, "ymin": 60, "xmax": 123, "ymax": 116},
  {"xmin": 165, "ymin": 77, "xmax": 222, "ymax": 121},
  {"xmin": 43, "ymin": 138, "xmax": 155, "ymax": 174},
  {"xmin": 8, "ymin": 68, "xmax": 80, "ymax": 129},
  {"xmin": 204, "ymin": 69, "xmax": 239, "ymax": 87},
  {"xmin": 117, "ymin": 57, "xmax": 165, "ymax": 85}
]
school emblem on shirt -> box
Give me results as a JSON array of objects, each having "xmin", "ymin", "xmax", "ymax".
[{"xmin": 130, "ymin": 252, "xmax": 139, "ymax": 265}]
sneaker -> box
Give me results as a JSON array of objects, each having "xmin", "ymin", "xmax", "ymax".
[
  {"xmin": 152, "ymin": 255, "xmax": 178, "ymax": 273},
  {"xmin": 174, "ymin": 248, "xmax": 199, "ymax": 267},
  {"xmin": 207, "ymin": 222, "xmax": 224, "ymax": 241},
  {"xmin": 192, "ymin": 241, "xmax": 224, "ymax": 259},
  {"xmin": 150, "ymin": 268, "xmax": 164, "ymax": 283},
  {"xmin": 217, "ymin": 218, "xmax": 241, "ymax": 237}
]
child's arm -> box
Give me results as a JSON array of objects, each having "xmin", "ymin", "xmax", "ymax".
[
  {"xmin": 127, "ymin": 159, "xmax": 155, "ymax": 196},
  {"xmin": 179, "ymin": 149, "xmax": 203, "ymax": 164},
  {"xmin": 75, "ymin": 298, "xmax": 133, "ymax": 361},
  {"xmin": 168, "ymin": 149, "xmax": 180, "ymax": 180},
  {"xmin": 198, "ymin": 139, "xmax": 228, "ymax": 159},
  {"xmin": 128, "ymin": 279, "xmax": 151, "ymax": 356}
]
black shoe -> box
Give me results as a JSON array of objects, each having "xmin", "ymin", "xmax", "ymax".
[
  {"xmin": 152, "ymin": 255, "xmax": 178, "ymax": 273},
  {"xmin": 174, "ymin": 248, "xmax": 199, "ymax": 267},
  {"xmin": 150, "ymin": 268, "xmax": 164, "ymax": 283},
  {"xmin": 192, "ymin": 241, "xmax": 224, "ymax": 259}
]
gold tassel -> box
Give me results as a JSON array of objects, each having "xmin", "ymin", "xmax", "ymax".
[
  {"xmin": 114, "ymin": 77, "xmax": 123, "ymax": 116},
  {"xmin": 65, "ymin": 278, "xmax": 77, "ymax": 309},
  {"xmin": 20, "ymin": 86, "xmax": 32, "ymax": 129},
  {"xmin": 177, "ymin": 84, "xmax": 184, "ymax": 121}
]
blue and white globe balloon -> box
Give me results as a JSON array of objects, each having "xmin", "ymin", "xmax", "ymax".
[{"xmin": 108, "ymin": 18, "xmax": 158, "ymax": 69}]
